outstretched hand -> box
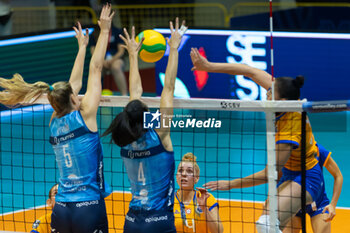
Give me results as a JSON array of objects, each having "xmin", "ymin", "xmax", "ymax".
[
  {"xmin": 166, "ymin": 17, "xmax": 187, "ymax": 50},
  {"xmin": 98, "ymin": 3, "xmax": 115, "ymax": 32},
  {"xmin": 119, "ymin": 26, "xmax": 144, "ymax": 56},
  {"xmin": 190, "ymin": 47, "xmax": 211, "ymax": 71},
  {"xmin": 203, "ymin": 180, "xmax": 232, "ymax": 191},
  {"xmin": 73, "ymin": 21, "xmax": 89, "ymax": 48}
]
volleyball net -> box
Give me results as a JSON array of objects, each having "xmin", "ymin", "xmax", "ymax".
[{"xmin": 0, "ymin": 96, "xmax": 349, "ymax": 233}]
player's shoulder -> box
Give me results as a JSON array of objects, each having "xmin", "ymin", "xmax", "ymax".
[
  {"xmin": 207, "ymin": 192, "xmax": 217, "ymax": 201},
  {"xmin": 284, "ymin": 112, "xmax": 302, "ymax": 120}
]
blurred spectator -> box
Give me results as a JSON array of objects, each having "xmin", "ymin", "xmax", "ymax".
[
  {"xmin": 0, "ymin": 0, "xmax": 12, "ymax": 36},
  {"xmin": 90, "ymin": 22, "xmax": 127, "ymax": 95}
]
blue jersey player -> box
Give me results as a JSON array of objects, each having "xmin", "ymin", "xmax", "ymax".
[
  {"xmin": 103, "ymin": 18, "xmax": 187, "ymax": 233},
  {"xmin": 0, "ymin": 4, "xmax": 115, "ymax": 233}
]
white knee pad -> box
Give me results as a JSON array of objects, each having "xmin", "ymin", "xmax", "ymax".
[{"xmin": 256, "ymin": 215, "xmax": 282, "ymax": 233}]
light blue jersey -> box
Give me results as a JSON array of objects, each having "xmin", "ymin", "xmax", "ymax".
[
  {"xmin": 49, "ymin": 111, "xmax": 111, "ymax": 202},
  {"xmin": 121, "ymin": 129, "xmax": 175, "ymax": 211}
]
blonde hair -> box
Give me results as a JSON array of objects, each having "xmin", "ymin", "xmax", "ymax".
[
  {"xmin": 0, "ymin": 74, "xmax": 73, "ymax": 115},
  {"xmin": 181, "ymin": 152, "xmax": 200, "ymax": 176}
]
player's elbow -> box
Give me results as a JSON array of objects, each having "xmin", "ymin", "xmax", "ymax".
[
  {"xmin": 162, "ymin": 85, "xmax": 175, "ymax": 96},
  {"xmin": 336, "ymin": 171, "xmax": 343, "ymax": 185},
  {"xmin": 90, "ymin": 62, "xmax": 103, "ymax": 73},
  {"xmin": 130, "ymin": 87, "xmax": 143, "ymax": 100}
]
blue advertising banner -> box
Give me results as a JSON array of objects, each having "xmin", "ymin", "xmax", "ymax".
[{"xmin": 155, "ymin": 29, "xmax": 350, "ymax": 101}]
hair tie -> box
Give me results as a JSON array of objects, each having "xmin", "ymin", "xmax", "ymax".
[{"xmin": 49, "ymin": 85, "xmax": 54, "ymax": 91}]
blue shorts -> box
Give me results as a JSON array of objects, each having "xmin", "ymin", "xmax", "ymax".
[
  {"xmin": 124, "ymin": 208, "xmax": 176, "ymax": 233},
  {"xmin": 295, "ymin": 192, "xmax": 330, "ymax": 217},
  {"xmin": 295, "ymin": 163, "xmax": 330, "ymax": 218},
  {"xmin": 51, "ymin": 199, "xmax": 108, "ymax": 233},
  {"xmin": 277, "ymin": 164, "xmax": 323, "ymax": 202}
]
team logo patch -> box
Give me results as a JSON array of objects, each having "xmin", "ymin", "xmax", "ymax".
[{"xmin": 186, "ymin": 208, "xmax": 191, "ymax": 214}]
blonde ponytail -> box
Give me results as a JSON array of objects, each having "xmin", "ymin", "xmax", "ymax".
[
  {"xmin": 181, "ymin": 152, "xmax": 200, "ymax": 176},
  {"xmin": 0, "ymin": 73, "xmax": 50, "ymax": 107}
]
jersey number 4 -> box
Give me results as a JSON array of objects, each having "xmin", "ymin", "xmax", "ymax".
[{"xmin": 138, "ymin": 162, "xmax": 146, "ymax": 185}]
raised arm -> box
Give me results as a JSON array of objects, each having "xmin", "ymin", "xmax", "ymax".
[
  {"xmin": 156, "ymin": 18, "xmax": 186, "ymax": 151},
  {"xmin": 203, "ymin": 168, "xmax": 268, "ymax": 191},
  {"xmin": 323, "ymin": 157, "xmax": 343, "ymax": 222},
  {"xmin": 204, "ymin": 143, "xmax": 292, "ymax": 191},
  {"xmin": 119, "ymin": 26, "xmax": 144, "ymax": 100},
  {"xmin": 190, "ymin": 48, "xmax": 272, "ymax": 90},
  {"xmin": 69, "ymin": 22, "xmax": 89, "ymax": 95},
  {"xmin": 196, "ymin": 188, "xmax": 224, "ymax": 233},
  {"xmin": 80, "ymin": 4, "xmax": 115, "ymax": 129}
]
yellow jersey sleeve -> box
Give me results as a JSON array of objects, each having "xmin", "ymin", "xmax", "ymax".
[
  {"xmin": 30, "ymin": 213, "xmax": 51, "ymax": 233},
  {"xmin": 206, "ymin": 193, "xmax": 219, "ymax": 211}
]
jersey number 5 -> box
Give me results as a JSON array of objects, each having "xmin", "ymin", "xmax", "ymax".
[{"xmin": 62, "ymin": 145, "xmax": 73, "ymax": 168}]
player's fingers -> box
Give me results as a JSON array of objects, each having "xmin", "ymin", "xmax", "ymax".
[
  {"xmin": 105, "ymin": 3, "xmax": 111, "ymax": 15},
  {"xmin": 169, "ymin": 20, "xmax": 174, "ymax": 33},
  {"xmin": 85, "ymin": 28, "xmax": 89, "ymax": 36},
  {"xmin": 73, "ymin": 27, "xmax": 79, "ymax": 35},
  {"xmin": 123, "ymin": 28, "xmax": 130, "ymax": 41},
  {"xmin": 194, "ymin": 47, "xmax": 200, "ymax": 54},
  {"xmin": 196, "ymin": 187, "xmax": 207, "ymax": 193},
  {"xmin": 136, "ymin": 37, "xmax": 145, "ymax": 51},
  {"xmin": 190, "ymin": 48, "xmax": 198, "ymax": 60},
  {"xmin": 131, "ymin": 26, "xmax": 135, "ymax": 40},
  {"xmin": 101, "ymin": 4, "xmax": 106, "ymax": 17},
  {"xmin": 203, "ymin": 184, "xmax": 217, "ymax": 190},
  {"xmin": 203, "ymin": 182, "xmax": 213, "ymax": 187},
  {"xmin": 191, "ymin": 48, "xmax": 199, "ymax": 59},
  {"xmin": 110, "ymin": 10, "xmax": 115, "ymax": 19},
  {"xmin": 77, "ymin": 21, "xmax": 82, "ymax": 32},
  {"xmin": 119, "ymin": 34, "xmax": 127, "ymax": 44},
  {"xmin": 175, "ymin": 17, "xmax": 179, "ymax": 31}
]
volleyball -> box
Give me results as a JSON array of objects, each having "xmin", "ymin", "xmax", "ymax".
[
  {"xmin": 101, "ymin": 89, "xmax": 113, "ymax": 96},
  {"xmin": 136, "ymin": 30, "xmax": 166, "ymax": 63}
]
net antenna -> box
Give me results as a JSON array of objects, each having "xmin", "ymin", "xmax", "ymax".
[{"xmin": 267, "ymin": 0, "xmax": 279, "ymax": 232}]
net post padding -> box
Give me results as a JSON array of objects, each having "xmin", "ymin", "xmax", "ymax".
[
  {"xmin": 265, "ymin": 111, "xmax": 279, "ymax": 233},
  {"xmin": 301, "ymin": 112, "xmax": 307, "ymax": 233}
]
